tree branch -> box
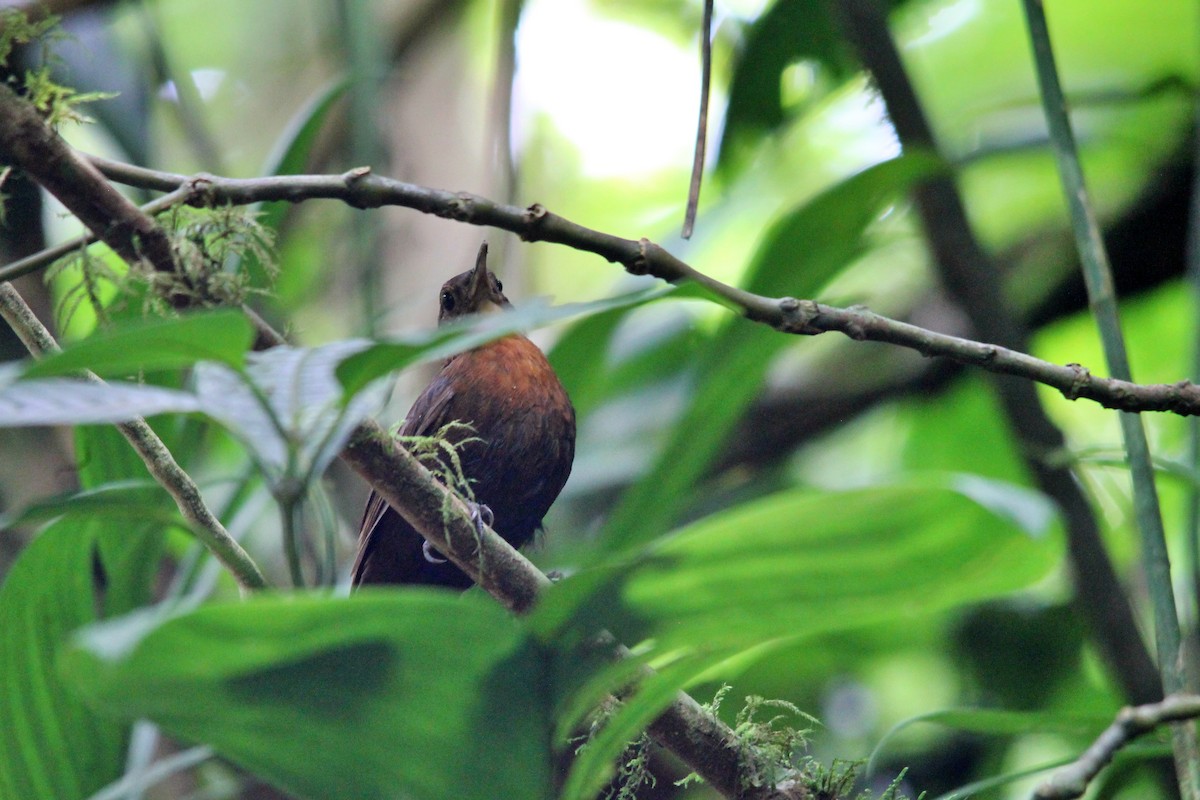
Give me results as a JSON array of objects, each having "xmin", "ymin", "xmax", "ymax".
[
  {"xmin": 1, "ymin": 153, "xmax": 1194, "ymax": 420},
  {"xmin": 1034, "ymin": 695, "xmax": 1200, "ymax": 800},
  {"xmin": 0, "ymin": 83, "xmax": 185, "ymax": 300}
]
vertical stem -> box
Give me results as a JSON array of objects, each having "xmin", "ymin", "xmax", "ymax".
[
  {"xmin": 278, "ymin": 489, "xmax": 306, "ymax": 589},
  {"xmin": 488, "ymin": 0, "xmax": 524, "ymax": 278},
  {"xmin": 682, "ymin": 0, "xmax": 713, "ymax": 240},
  {"xmin": 1020, "ymin": 2, "xmax": 1199, "ymax": 796},
  {"xmin": 1184, "ymin": 3, "xmax": 1200, "ymax": 685},
  {"xmin": 335, "ymin": 0, "xmax": 386, "ymax": 335}
]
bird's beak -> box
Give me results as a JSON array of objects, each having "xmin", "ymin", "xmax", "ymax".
[{"xmin": 467, "ymin": 242, "xmax": 491, "ymax": 302}]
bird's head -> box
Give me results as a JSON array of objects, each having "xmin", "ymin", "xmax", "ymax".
[{"xmin": 437, "ymin": 242, "xmax": 512, "ymax": 325}]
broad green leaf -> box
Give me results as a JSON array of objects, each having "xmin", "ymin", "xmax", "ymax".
[
  {"xmin": 24, "ymin": 310, "xmax": 254, "ymax": 379},
  {"xmin": 599, "ymin": 154, "xmax": 943, "ymax": 554},
  {"xmin": 0, "ymin": 521, "xmax": 127, "ymax": 800},
  {"xmin": 0, "ymin": 379, "xmax": 201, "ymax": 426},
  {"xmin": 537, "ymin": 483, "xmax": 1061, "ymax": 654},
  {"xmin": 63, "ymin": 591, "xmax": 554, "ymax": 800},
  {"xmin": 335, "ymin": 286, "xmax": 670, "ymax": 401},
  {"xmin": 193, "ymin": 340, "xmax": 385, "ymax": 486}
]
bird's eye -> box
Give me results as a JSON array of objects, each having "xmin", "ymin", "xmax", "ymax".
[
  {"xmin": 494, "ymin": 278, "xmax": 503, "ymax": 293},
  {"xmin": 440, "ymin": 291, "xmax": 456, "ymax": 312}
]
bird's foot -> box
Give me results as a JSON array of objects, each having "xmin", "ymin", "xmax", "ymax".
[
  {"xmin": 422, "ymin": 540, "xmax": 448, "ymax": 564},
  {"xmin": 470, "ymin": 502, "xmax": 494, "ymax": 536},
  {"xmin": 423, "ymin": 503, "xmax": 492, "ymax": 565}
]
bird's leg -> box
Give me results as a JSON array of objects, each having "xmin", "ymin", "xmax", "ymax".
[{"xmin": 421, "ymin": 502, "xmax": 493, "ymax": 565}]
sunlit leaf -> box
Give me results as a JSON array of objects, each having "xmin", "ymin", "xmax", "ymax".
[
  {"xmin": 63, "ymin": 591, "xmax": 554, "ymax": 800},
  {"xmin": 719, "ymin": 0, "xmax": 856, "ymax": 175},
  {"xmin": 537, "ymin": 483, "xmax": 1061, "ymax": 654},
  {"xmin": 23, "ymin": 310, "xmax": 254, "ymax": 379}
]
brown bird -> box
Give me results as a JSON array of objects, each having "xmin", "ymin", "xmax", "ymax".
[{"xmin": 352, "ymin": 244, "xmax": 576, "ymax": 589}]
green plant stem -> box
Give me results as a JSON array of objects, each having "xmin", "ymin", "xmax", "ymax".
[
  {"xmin": 1185, "ymin": 13, "xmax": 1200, "ymax": 675},
  {"xmin": 335, "ymin": 0, "xmax": 385, "ymax": 335},
  {"xmin": 277, "ymin": 489, "xmax": 305, "ymax": 589},
  {"xmin": 1020, "ymin": 1, "xmax": 1199, "ymax": 796},
  {"xmin": 0, "ymin": 282, "xmax": 269, "ymax": 593}
]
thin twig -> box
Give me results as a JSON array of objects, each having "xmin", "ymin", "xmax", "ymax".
[
  {"xmin": 1020, "ymin": 2, "xmax": 1198, "ymax": 796},
  {"xmin": 682, "ymin": 0, "xmax": 713, "ymax": 239},
  {"xmin": 1034, "ymin": 695, "xmax": 1200, "ymax": 800},
  {"xmin": 0, "ymin": 282, "xmax": 269, "ymax": 592}
]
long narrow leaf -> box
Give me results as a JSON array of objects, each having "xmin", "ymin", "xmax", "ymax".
[{"xmin": 0, "ymin": 522, "xmax": 128, "ymax": 800}]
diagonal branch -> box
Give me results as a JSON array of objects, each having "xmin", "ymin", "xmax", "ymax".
[{"xmin": 0, "ymin": 282, "xmax": 268, "ymax": 592}]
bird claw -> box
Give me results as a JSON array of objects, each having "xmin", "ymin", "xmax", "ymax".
[
  {"xmin": 422, "ymin": 540, "xmax": 448, "ymax": 564},
  {"xmin": 470, "ymin": 502, "xmax": 494, "ymax": 535},
  {"xmin": 422, "ymin": 502, "xmax": 492, "ymax": 566}
]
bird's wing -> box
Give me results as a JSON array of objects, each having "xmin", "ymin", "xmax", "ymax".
[{"xmin": 350, "ymin": 376, "xmax": 459, "ymax": 585}]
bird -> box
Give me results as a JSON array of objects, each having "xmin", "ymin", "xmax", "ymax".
[{"xmin": 351, "ymin": 243, "xmax": 576, "ymax": 589}]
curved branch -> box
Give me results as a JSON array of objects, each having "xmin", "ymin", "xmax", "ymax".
[
  {"xmin": 6, "ymin": 154, "xmax": 1186, "ymax": 418},
  {"xmin": 1035, "ymin": 694, "xmax": 1200, "ymax": 800}
]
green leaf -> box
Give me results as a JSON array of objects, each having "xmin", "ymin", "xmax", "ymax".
[
  {"xmin": 599, "ymin": 154, "xmax": 943, "ymax": 554},
  {"xmin": 335, "ymin": 286, "xmax": 670, "ymax": 401},
  {"xmin": 537, "ymin": 483, "xmax": 1061, "ymax": 654},
  {"xmin": 0, "ymin": 379, "xmax": 201, "ymax": 426},
  {"xmin": 0, "ymin": 479, "xmax": 180, "ymax": 531},
  {"xmin": 0, "ymin": 521, "xmax": 127, "ymax": 800},
  {"xmin": 63, "ymin": 591, "xmax": 553, "ymax": 800},
  {"xmin": 718, "ymin": 0, "xmax": 856, "ymax": 175},
  {"xmin": 193, "ymin": 340, "xmax": 385, "ymax": 485},
  {"xmin": 23, "ymin": 310, "xmax": 254, "ymax": 379}
]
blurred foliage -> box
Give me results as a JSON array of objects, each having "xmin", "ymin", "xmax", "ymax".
[{"xmin": 0, "ymin": 0, "xmax": 1198, "ymax": 799}]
